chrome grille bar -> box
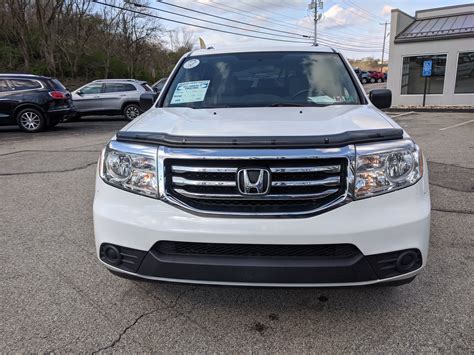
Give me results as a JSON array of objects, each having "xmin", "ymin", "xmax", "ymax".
[
  {"xmin": 174, "ymin": 188, "xmax": 339, "ymax": 200},
  {"xmin": 172, "ymin": 166, "xmax": 238, "ymax": 173},
  {"xmin": 272, "ymin": 176, "xmax": 340, "ymax": 187},
  {"xmin": 172, "ymin": 176, "xmax": 236, "ymax": 187},
  {"xmin": 270, "ymin": 166, "xmax": 341, "ymax": 173}
]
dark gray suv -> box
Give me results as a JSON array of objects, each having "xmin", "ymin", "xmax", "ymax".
[{"xmin": 72, "ymin": 79, "xmax": 152, "ymax": 120}]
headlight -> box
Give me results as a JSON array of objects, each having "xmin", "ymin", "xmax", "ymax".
[
  {"xmin": 100, "ymin": 141, "xmax": 158, "ymax": 197},
  {"xmin": 355, "ymin": 140, "xmax": 423, "ymax": 199}
]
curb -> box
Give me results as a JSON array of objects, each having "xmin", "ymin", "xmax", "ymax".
[{"xmin": 385, "ymin": 108, "xmax": 474, "ymax": 113}]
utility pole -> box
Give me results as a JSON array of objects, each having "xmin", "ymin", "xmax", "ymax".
[
  {"xmin": 380, "ymin": 21, "xmax": 389, "ymax": 72},
  {"xmin": 309, "ymin": 0, "xmax": 323, "ymax": 46}
]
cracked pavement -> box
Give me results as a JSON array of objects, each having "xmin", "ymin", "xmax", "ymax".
[{"xmin": 0, "ymin": 113, "xmax": 473, "ymax": 353}]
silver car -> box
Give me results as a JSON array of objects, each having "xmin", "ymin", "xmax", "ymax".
[{"xmin": 72, "ymin": 79, "xmax": 152, "ymax": 120}]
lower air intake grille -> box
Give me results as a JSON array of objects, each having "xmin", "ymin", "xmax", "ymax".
[{"xmin": 155, "ymin": 241, "xmax": 361, "ymax": 259}]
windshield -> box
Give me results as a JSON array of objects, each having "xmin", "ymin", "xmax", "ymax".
[{"xmin": 162, "ymin": 52, "xmax": 361, "ymax": 109}]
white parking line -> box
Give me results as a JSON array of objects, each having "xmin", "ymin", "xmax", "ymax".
[
  {"xmin": 439, "ymin": 119, "xmax": 474, "ymax": 131},
  {"xmin": 389, "ymin": 111, "xmax": 416, "ymax": 118}
]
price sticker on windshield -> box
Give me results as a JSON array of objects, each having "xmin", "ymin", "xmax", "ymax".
[{"xmin": 170, "ymin": 80, "xmax": 210, "ymax": 104}]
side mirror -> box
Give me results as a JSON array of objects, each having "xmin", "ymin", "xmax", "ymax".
[
  {"xmin": 140, "ymin": 93, "xmax": 156, "ymax": 111},
  {"xmin": 76, "ymin": 90, "xmax": 83, "ymax": 96},
  {"xmin": 369, "ymin": 89, "xmax": 392, "ymax": 109}
]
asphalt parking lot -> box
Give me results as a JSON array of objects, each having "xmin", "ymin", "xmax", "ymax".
[{"xmin": 1, "ymin": 112, "xmax": 473, "ymax": 352}]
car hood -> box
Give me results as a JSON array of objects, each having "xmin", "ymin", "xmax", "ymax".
[{"xmin": 125, "ymin": 105, "xmax": 396, "ymax": 137}]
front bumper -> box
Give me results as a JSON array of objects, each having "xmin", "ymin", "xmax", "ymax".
[{"xmin": 93, "ymin": 171, "xmax": 430, "ymax": 286}]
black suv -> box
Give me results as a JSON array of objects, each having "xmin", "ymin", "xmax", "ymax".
[{"xmin": 0, "ymin": 74, "xmax": 74, "ymax": 132}]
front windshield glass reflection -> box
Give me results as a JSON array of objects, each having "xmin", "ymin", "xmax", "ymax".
[{"xmin": 162, "ymin": 52, "xmax": 361, "ymax": 109}]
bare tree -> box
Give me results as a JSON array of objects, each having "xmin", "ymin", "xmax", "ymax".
[
  {"xmin": 0, "ymin": 0, "xmax": 179, "ymax": 82},
  {"xmin": 94, "ymin": 0, "xmax": 123, "ymax": 78},
  {"xmin": 119, "ymin": 1, "xmax": 161, "ymax": 77},
  {"xmin": 56, "ymin": 0, "xmax": 95, "ymax": 77},
  {"xmin": 4, "ymin": 0, "xmax": 32, "ymax": 70},
  {"xmin": 169, "ymin": 28, "xmax": 195, "ymax": 54},
  {"xmin": 34, "ymin": 0, "xmax": 65, "ymax": 75}
]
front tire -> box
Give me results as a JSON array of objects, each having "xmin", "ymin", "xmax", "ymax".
[
  {"xmin": 17, "ymin": 108, "xmax": 46, "ymax": 133},
  {"xmin": 123, "ymin": 104, "xmax": 141, "ymax": 121},
  {"xmin": 361, "ymin": 78, "xmax": 368, "ymax": 84},
  {"xmin": 377, "ymin": 78, "xmax": 383, "ymax": 83}
]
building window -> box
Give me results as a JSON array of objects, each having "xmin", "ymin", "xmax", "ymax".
[
  {"xmin": 401, "ymin": 55, "xmax": 447, "ymax": 95},
  {"xmin": 455, "ymin": 52, "xmax": 474, "ymax": 94}
]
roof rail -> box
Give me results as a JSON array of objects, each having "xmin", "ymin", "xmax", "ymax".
[{"xmin": 92, "ymin": 78, "xmax": 140, "ymax": 82}]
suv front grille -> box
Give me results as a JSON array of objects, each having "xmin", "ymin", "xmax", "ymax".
[{"xmin": 161, "ymin": 148, "xmax": 350, "ymax": 216}]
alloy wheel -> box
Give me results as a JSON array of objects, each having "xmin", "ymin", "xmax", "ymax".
[
  {"xmin": 20, "ymin": 111, "xmax": 41, "ymax": 131},
  {"xmin": 125, "ymin": 106, "xmax": 140, "ymax": 120}
]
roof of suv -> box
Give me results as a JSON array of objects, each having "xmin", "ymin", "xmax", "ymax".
[
  {"xmin": 188, "ymin": 45, "xmax": 337, "ymax": 57},
  {"xmin": 0, "ymin": 73, "xmax": 56, "ymax": 80},
  {"xmin": 92, "ymin": 79, "xmax": 147, "ymax": 84}
]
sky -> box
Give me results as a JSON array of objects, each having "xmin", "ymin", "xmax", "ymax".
[{"xmin": 142, "ymin": 0, "xmax": 470, "ymax": 59}]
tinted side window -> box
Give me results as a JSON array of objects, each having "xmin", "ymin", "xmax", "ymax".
[
  {"xmin": 0, "ymin": 79, "xmax": 10, "ymax": 92},
  {"xmin": 124, "ymin": 84, "xmax": 137, "ymax": 91},
  {"xmin": 81, "ymin": 83, "xmax": 103, "ymax": 94},
  {"xmin": 9, "ymin": 79, "xmax": 42, "ymax": 90},
  {"xmin": 48, "ymin": 78, "xmax": 67, "ymax": 91},
  {"xmin": 104, "ymin": 83, "xmax": 137, "ymax": 93},
  {"xmin": 155, "ymin": 79, "xmax": 166, "ymax": 91},
  {"xmin": 141, "ymin": 83, "xmax": 152, "ymax": 92}
]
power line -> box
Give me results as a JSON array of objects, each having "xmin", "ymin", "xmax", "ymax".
[
  {"xmin": 318, "ymin": 38, "xmax": 383, "ymax": 50},
  {"xmin": 318, "ymin": 1, "xmax": 380, "ymax": 33},
  {"xmin": 92, "ymin": 1, "xmax": 312, "ymax": 44},
  {"xmin": 339, "ymin": 0, "xmax": 383, "ymax": 23},
  {"xmin": 202, "ymin": 0, "xmax": 383, "ymax": 46},
  {"xmin": 342, "ymin": 0, "xmax": 386, "ymax": 22},
  {"xmin": 317, "ymin": 40, "xmax": 382, "ymax": 52},
  {"xmin": 320, "ymin": 31, "xmax": 386, "ymax": 45},
  {"xmin": 236, "ymin": 1, "xmax": 310, "ymax": 23},
  {"xmin": 200, "ymin": 0, "xmax": 314, "ymax": 35},
  {"xmin": 154, "ymin": 0, "xmax": 311, "ymax": 39},
  {"xmin": 95, "ymin": 1, "xmax": 386, "ymax": 53},
  {"xmin": 152, "ymin": 0, "xmax": 385, "ymax": 51},
  {"xmin": 318, "ymin": 30, "xmax": 386, "ymax": 48},
  {"xmin": 200, "ymin": 0, "xmax": 385, "ymax": 48},
  {"xmin": 125, "ymin": 1, "xmax": 309, "ymax": 40}
]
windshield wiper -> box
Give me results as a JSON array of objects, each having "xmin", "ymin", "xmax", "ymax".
[
  {"xmin": 269, "ymin": 103, "xmax": 306, "ymax": 107},
  {"xmin": 270, "ymin": 102, "xmax": 333, "ymax": 107}
]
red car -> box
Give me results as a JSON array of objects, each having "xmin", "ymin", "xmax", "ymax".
[{"xmin": 367, "ymin": 71, "xmax": 385, "ymax": 83}]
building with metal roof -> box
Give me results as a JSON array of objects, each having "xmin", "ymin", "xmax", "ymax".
[{"xmin": 387, "ymin": 4, "xmax": 474, "ymax": 107}]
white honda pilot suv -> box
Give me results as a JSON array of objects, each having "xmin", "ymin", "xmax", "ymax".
[{"xmin": 94, "ymin": 46, "xmax": 430, "ymax": 287}]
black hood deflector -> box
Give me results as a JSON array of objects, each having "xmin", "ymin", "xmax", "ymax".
[{"xmin": 116, "ymin": 129, "xmax": 404, "ymax": 148}]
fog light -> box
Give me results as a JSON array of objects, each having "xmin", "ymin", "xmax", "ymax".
[
  {"xmin": 396, "ymin": 250, "xmax": 418, "ymax": 272},
  {"xmin": 102, "ymin": 244, "xmax": 122, "ymax": 265}
]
